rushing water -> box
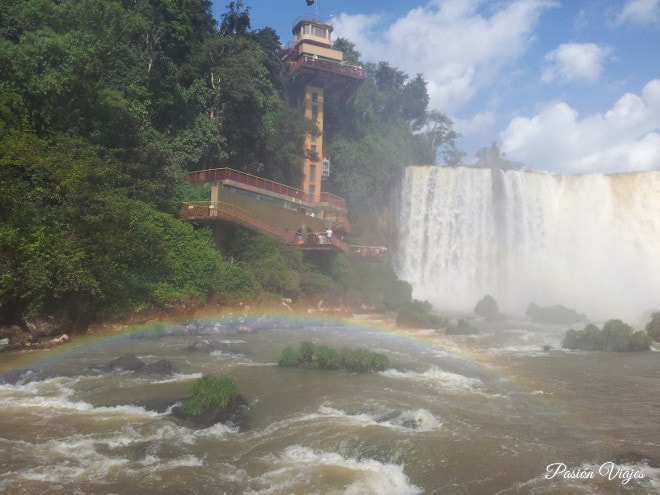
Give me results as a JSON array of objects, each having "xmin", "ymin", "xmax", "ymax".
[
  {"xmin": 394, "ymin": 167, "xmax": 660, "ymax": 322},
  {"xmin": 1, "ymin": 316, "xmax": 659, "ymax": 495}
]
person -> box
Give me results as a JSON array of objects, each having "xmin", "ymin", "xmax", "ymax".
[{"xmin": 326, "ymin": 227, "xmax": 332, "ymax": 240}]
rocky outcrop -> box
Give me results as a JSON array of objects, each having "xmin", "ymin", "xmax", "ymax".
[
  {"xmin": 90, "ymin": 353, "xmax": 176, "ymax": 375},
  {"xmin": 170, "ymin": 394, "xmax": 249, "ymax": 429},
  {"xmin": 526, "ymin": 303, "xmax": 585, "ymax": 324},
  {"xmin": 1, "ymin": 315, "xmax": 72, "ymax": 351}
]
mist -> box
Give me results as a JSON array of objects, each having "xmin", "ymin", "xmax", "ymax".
[{"xmin": 394, "ymin": 166, "xmax": 660, "ymax": 323}]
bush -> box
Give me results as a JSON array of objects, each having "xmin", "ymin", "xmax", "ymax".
[
  {"xmin": 278, "ymin": 342, "xmax": 389, "ymax": 372},
  {"xmin": 646, "ymin": 312, "xmax": 660, "ymax": 342},
  {"xmin": 181, "ymin": 375, "xmax": 239, "ymax": 416},
  {"xmin": 561, "ymin": 319, "xmax": 651, "ymax": 352},
  {"xmin": 396, "ymin": 299, "xmax": 445, "ymax": 329},
  {"xmin": 314, "ymin": 345, "xmax": 342, "ymax": 370},
  {"xmin": 527, "ymin": 303, "xmax": 585, "ymax": 324},
  {"xmin": 340, "ymin": 347, "xmax": 390, "ymax": 372},
  {"xmin": 277, "ymin": 346, "xmax": 301, "ymax": 367},
  {"xmin": 446, "ymin": 319, "xmax": 480, "ymax": 335}
]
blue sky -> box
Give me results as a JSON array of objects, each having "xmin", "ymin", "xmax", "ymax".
[{"xmin": 211, "ymin": 1, "xmax": 660, "ymax": 174}]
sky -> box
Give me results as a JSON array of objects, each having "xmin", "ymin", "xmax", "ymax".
[{"xmin": 211, "ymin": 0, "xmax": 660, "ymax": 175}]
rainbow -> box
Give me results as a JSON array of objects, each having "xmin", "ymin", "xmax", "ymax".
[{"xmin": 1, "ymin": 307, "xmax": 533, "ymax": 392}]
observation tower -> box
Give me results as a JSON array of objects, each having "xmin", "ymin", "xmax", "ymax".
[{"xmin": 281, "ymin": 16, "xmax": 366, "ymax": 202}]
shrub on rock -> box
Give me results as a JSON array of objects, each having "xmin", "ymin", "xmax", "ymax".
[
  {"xmin": 171, "ymin": 375, "xmax": 249, "ymax": 429},
  {"xmin": 278, "ymin": 342, "xmax": 389, "ymax": 372},
  {"xmin": 396, "ymin": 300, "xmax": 445, "ymax": 329},
  {"xmin": 181, "ymin": 375, "xmax": 239, "ymax": 416},
  {"xmin": 527, "ymin": 303, "xmax": 585, "ymax": 324},
  {"xmin": 446, "ymin": 318, "xmax": 480, "ymax": 335},
  {"xmin": 562, "ymin": 319, "xmax": 651, "ymax": 352}
]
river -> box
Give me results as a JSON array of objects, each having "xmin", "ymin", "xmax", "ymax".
[{"xmin": 1, "ymin": 313, "xmax": 658, "ymax": 494}]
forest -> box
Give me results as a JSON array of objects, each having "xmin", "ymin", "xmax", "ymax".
[{"xmin": 0, "ymin": 0, "xmax": 457, "ymax": 331}]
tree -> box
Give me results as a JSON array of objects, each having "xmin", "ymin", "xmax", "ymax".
[
  {"xmin": 333, "ymin": 37, "xmax": 361, "ymax": 65},
  {"xmin": 646, "ymin": 312, "xmax": 660, "ymax": 342},
  {"xmin": 474, "ymin": 142, "xmax": 525, "ymax": 170},
  {"xmin": 220, "ymin": 1, "xmax": 250, "ymax": 36}
]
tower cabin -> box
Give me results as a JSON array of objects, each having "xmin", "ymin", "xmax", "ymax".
[{"xmin": 281, "ymin": 16, "xmax": 365, "ymax": 202}]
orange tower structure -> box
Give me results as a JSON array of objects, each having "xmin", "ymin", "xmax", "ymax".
[{"xmin": 281, "ymin": 16, "xmax": 365, "ymax": 202}]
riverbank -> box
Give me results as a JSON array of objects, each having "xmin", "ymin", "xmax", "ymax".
[{"xmin": 0, "ymin": 298, "xmax": 379, "ymax": 354}]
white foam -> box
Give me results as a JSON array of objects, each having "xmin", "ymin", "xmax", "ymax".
[
  {"xmin": 315, "ymin": 405, "xmax": 442, "ymax": 432},
  {"xmin": 382, "ymin": 366, "xmax": 483, "ymax": 393},
  {"xmin": 150, "ymin": 372, "xmax": 203, "ymax": 384},
  {"xmin": 246, "ymin": 445, "xmax": 422, "ymax": 495}
]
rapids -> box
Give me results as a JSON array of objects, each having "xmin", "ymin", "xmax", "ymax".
[
  {"xmin": 0, "ymin": 316, "xmax": 659, "ymax": 494},
  {"xmin": 394, "ymin": 167, "xmax": 660, "ymax": 322}
]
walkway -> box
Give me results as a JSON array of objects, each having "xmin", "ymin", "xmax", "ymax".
[{"xmin": 181, "ymin": 201, "xmax": 350, "ymax": 253}]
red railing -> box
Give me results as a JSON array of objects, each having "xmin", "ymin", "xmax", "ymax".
[
  {"xmin": 181, "ymin": 202, "xmax": 349, "ymax": 253},
  {"xmin": 285, "ymin": 54, "xmax": 366, "ymax": 80},
  {"xmin": 185, "ymin": 167, "xmax": 346, "ymax": 210}
]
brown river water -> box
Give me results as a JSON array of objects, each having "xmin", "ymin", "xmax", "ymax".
[{"xmin": 1, "ymin": 313, "xmax": 659, "ymax": 494}]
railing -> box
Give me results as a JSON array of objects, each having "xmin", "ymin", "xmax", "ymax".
[
  {"xmin": 185, "ymin": 167, "xmax": 347, "ymax": 210},
  {"xmin": 285, "ymin": 54, "xmax": 366, "ymax": 80},
  {"xmin": 349, "ymin": 245, "xmax": 389, "ymax": 258},
  {"xmin": 182, "ymin": 201, "xmax": 293, "ymax": 244},
  {"xmin": 181, "ymin": 201, "xmax": 349, "ymax": 253}
]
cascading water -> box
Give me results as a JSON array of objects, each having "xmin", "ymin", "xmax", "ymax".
[{"xmin": 394, "ymin": 166, "xmax": 660, "ymax": 321}]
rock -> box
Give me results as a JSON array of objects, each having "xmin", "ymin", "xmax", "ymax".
[
  {"xmin": 186, "ymin": 339, "xmax": 229, "ymax": 353},
  {"xmin": 0, "ymin": 325, "xmax": 27, "ymax": 340},
  {"xmin": 24, "ymin": 315, "xmax": 72, "ymax": 338},
  {"xmin": 527, "ymin": 303, "xmax": 585, "ymax": 324},
  {"xmin": 170, "ymin": 394, "xmax": 249, "ymax": 429},
  {"xmin": 474, "ymin": 294, "xmax": 499, "ymax": 318},
  {"xmin": 0, "ymin": 368, "xmax": 62, "ymax": 385},
  {"xmin": 109, "ymin": 353, "xmax": 145, "ymax": 371},
  {"xmin": 139, "ymin": 359, "xmax": 176, "ymax": 375}
]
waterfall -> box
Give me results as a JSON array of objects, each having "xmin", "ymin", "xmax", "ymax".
[{"xmin": 394, "ymin": 166, "xmax": 660, "ymax": 321}]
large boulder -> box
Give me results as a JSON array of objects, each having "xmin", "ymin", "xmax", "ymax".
[
  {"xmin": 169, "ymin": 375, "xmax": 249, "ymax": 429},
  {"xmin": 171, "ymin": 394, "xmax": 249, "ymax": 429},
  {"xmin": 24, "ymin": 315, "xmax": 72, "ymax": 338},
  {"xmin": 526, "ymin": 303, "xmax": 585, "ymax": 324},
  {"xmin": 474, "ymin": 294, "xmax": 498, "ymax": 317},
  {"xmin": 474, "ymin": 294, "xmax": 505, "ymax": 321},
  {"xmin": 139, "ymin": 359, "xmax": 176, "ymax": 375}
]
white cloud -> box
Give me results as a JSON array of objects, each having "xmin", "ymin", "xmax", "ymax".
[
  {"xmin": 541, "ymin": 43, "xmax": 611, "ymax": 84},
  {"xmin": 500, "ymin": 79, "xmax": 660, "ymax": 173},
  {"xmin": 453, "ymin": 110, "xmax": 496, "ymax": 136},
  {"xmin": 333, "ymin": 0, "xmax": 559, "ymax": 113},
  {"xmin": 614, "ymin": 0, "xmax": 660, "ymax": 27}
]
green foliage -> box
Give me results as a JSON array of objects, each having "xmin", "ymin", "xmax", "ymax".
[
  {"xmin": 0, "ymin": 0, "xmax": 458, "ymax": 324},
  {"xmin": 226, "ymin": 232, "xmax": 302, "ymax": 298},
  {"xmin": 646, "ymin": 312, "xmax": 660, "ymax": 342},
  {"xmin": 339, "ymin": 347, "xmax": 390, "ymax": 372},
  {"xmin": 474, "ymin": 294, "xmax": 499, "ymax": 318},
  {"xmin": 348, "ymin": 262, "xmax": 412, "ymax": 311},
  {"xmin": 0, "ymin": 130, "xmax": 224, "ymax": 323},
  {"xmin": 278, "ymin": 342, "xmax": 390, "ymax": 372},
  {"xmin": 446, "ymin": 319, "xmax": 480, "ymax": 335},
  {"xmin": 562, "ymin": 320, "xmax": 651, "ymax": 352},
  {"xmin": 213, "ymin": 261, "xmax": 260, "ymax": 304},
  {"xmin": 181, "ymin": 375, "xmax": 239, "ymax": 416},
  {"xmin": 396, "ymin": 300, "xmax": 445, "ymax": 329}
]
